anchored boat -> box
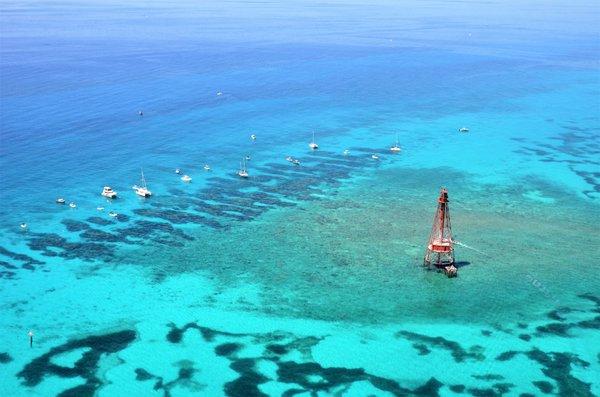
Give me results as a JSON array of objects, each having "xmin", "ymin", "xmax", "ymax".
[
  {"xmin": 101, "ymin": 186, "xmax": 117, "ymax": 199},
  {"xmin": 390, "ymin": 134, "xmax": 401, "ymax": 152},
  {"xmin": 133, "ymin": 168, "xmax": 152, "ymax": 197},
  {"xmin": 237, "ymin": 157, "xmax": 249, "ymax": 178},
  {"xmin": 309, "ymin": 131, "xmax": 318, "ymax": 150}
]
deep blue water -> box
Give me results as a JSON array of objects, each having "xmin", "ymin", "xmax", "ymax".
[{"xmin": 1, "ymin": 1, "xmax": 599, "ymax": 396}]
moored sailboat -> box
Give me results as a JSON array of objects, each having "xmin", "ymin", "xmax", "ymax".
[{"xmin": 133, "ymin": 168, "xmax": 152, "ymax": 197}]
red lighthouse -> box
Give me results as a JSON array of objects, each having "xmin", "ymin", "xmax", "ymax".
[{"xmin": 424, "ymin": 188, "xmax": 457, "ymax": 276}]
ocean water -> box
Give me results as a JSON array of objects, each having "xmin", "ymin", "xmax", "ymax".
[{"xmin": 1, "ymin": 0, "xmax": 599, "ymax": 396}]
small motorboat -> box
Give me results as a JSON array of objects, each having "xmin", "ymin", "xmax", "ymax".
[
  {"xmin": 20, "ymin": 223, "xmax": 27, "ymax": 229},
  {"xmin": 286, "ymin": 156, "xmax": 300, "ymax": 165},
  {"xmin": 108, "ymin": 211, "xmax": 118, "ymax": 218},
  {"xmin": 459, "ymin": 127, "xmax": 469, "ymax": 133},
  {"xmin": 245, "ymin": 155, "xmax": 251, "ymax": 161},
  {"xmin": 343, "ymin": 149, "xmax": 350, "ymax": 156},
  {"xmin": 204, "ymin": 164, "xmax": 211, "ymax": 171},
  {"xmin": 250, "ymin": 134, "xmax": 257, "ymax": 141},
  {"xmin": 390, "ymin": 134, "xmax": 401, "ymax": 152},
  {"xmin": 132, "ymin": 168, "xmax": 152, "ymax": 197},
  {"xmin": 69, "ymin": 202, "xmax": 77, "ymax": 208},
  {"xmin": 97, "ymin": 206, "xmax": 104, "ymax": 211},
  {"xmin": 101, "ymin": 186, "xmax": 117, "ymax": 199},
  {"xmin": 175, "ymin": 168, "xmax": 182, "ymax": 174},
  {"xmin": 371, "ymin": 154, "xmax": 379, "ymax": 160},
  {"xmin": 181, "ymin": 175, "xmax": 192, "ymax": 182},
  {"xmin": 309, "ymin": 131, "xmax": 318, "ymax": 150},
  {"xmin": 237, "ymin": 158, "xmax": 249, "ymax": 178},
  {"xmin": 216, "ymin": 91, "xmax": 223, "ymax": 96},
  {"xmin": 138, "ymin": 110, "xmax": 143, "ymax": 116},
  {"xmin": 56, "ymin": 198, "xmax": 66, "ymax": 204}
]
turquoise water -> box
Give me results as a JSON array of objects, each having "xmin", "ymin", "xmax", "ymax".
[{"xmin": 1, "ymin": 0, "xmax": 599, "ymax": 396}]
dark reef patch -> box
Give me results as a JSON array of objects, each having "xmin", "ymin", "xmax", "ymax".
[
  {"xmin": 524, "ymin": 349, "xmax": 592, "ymax": 397},
  {"xmin": 515, "ymin": 127, "xmax": 600, "ymax": 199},
  {"xmin": 17, "ymin": 330, "xmax": 136, "ymax": 396},
  {"xmin": 472, "ymin": 374, "xmax": 504, "ymax": 381},
  {"xmin": 532, "ymin": 380, "xmax": 554, "ymax": 394},
  {"xmin": 225, "ymin": 358, "xmax": 270, "ymax": 397},
  {"xmin": 61, "ymin": 220, "xmax": 90, "ymax": 232},
  {"xmin": 0, "ymin": 246, "xmax": 45, "ymax": 274},
  {"xmin": 162, "ymin": 322, "xmax": 460, "ymax": 397},
  {"xmin": 134, "ymin": 362, "xmax": 204, "ymax": 395},
  {"xmin": 396, "ymin": 331, "xmax": 485, "ymax": 362},
  {"xmin": 518, "ymin": 334, "xmax": 531, "ymax": 341},
  {"xmin": 450, "ymin": 384, "xmax": 466, "ymax": 393},
  {"xmin": 494, "ymin": 348, "xmax": 593, "ymax": 397},
  {"xmin": 215, "ymin": 343, "xmax": 243, "ymax": 357},
  {"xmin": 27, "ymin": 233, "xmax": 115, "ymax": 262},
  {"xmin": 0, "ymin": 352, "xmax": 12, "ymax": 363},
  {"xmin": 166, "ymin": 322, "xmax": 246, "ymax": 344},
  {"xmin": 496, "ymin": 351, "xmax": 519, "ymax": 361},
  {"xmin": 412, "ymin": 342, "xmax": 431, "ymax": 355},
  {"xmin": 266, "ymin": 343, "xmax": 288, "ymax": 356},
  {"xmin": 135, "ymin": 368, "xmax": 154, "ymax": 381}
]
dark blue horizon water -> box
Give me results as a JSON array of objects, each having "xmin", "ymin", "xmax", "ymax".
[{"xmin": 1, "ymin": 1, "xmax": 599, "ymax": 396}]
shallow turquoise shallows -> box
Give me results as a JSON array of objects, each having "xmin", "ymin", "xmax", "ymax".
[{"xmin": 1, "ymin": 0, "xmax": 599, "ymax": 396}]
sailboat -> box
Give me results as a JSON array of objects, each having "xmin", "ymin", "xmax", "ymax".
[
  {"xmin": 390, "ymin": 134, "xmax": 401, "ymax": 152},
  {"xmin": 309, "ymin": 131, "xmax": 319, "ymax": 150},
  {"xmin": 237, "ymin": 157, "xmax": 249, "ymax": 178},
  {"xmin": 133, "ymin": 168, "xmax": 152, "ymax": 197}
]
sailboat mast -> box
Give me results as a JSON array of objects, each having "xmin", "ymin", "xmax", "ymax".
[{"xmin": 140, "ymin": 168, "xmax": 146, "ymax": 188}]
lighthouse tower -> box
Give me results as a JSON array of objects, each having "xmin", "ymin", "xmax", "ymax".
[{"xmin": 423, "ymin": 188, "xmax": 455, "ymax": 269}]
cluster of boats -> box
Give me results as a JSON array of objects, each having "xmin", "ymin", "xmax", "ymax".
[
  {"xmin": 53, "ymin": 169, "xmax": 150, "ymax": 212},
  {"xmin": 21, "ymin": 126, "xmax": 474, "ymax": 230},
  {"xmin": 40, "ymin": 131, "xmax": 408, "ymax": 224}
]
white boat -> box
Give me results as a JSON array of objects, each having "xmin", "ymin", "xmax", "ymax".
[
  {"xmin": 286, "ymin": 156, "xmax": 300, "ymax": 165},
  {"xmin": 250, "ymin": 134, "xmax": 257, "ymax": 141},
  {"xmin": 101, "ymin": 186, "xmax": 117, "ymax": 199},
  {"xmin": 133, "ymin": 168, "xmax": 152, "ymax": 197},
  {"xmin": 390, "ymin": 134, "xmax": 401, "ymax": 152},
  {"xmin": 371, "ymin": 154, "xmax": 379, "ymax": 160},
  {"xmin": 56, "ymin": 198, "xmax": 65, "ymax": 204},
  {"xmin": 237, "ymin": 158, "xmax": 249, "ymax": 178},
  {"xmin": 309, "ymin": 131, "xmax": 318, "ymax": 150},
  {"xmin": 175, "ymin": 168, "xmax": 182, "ymax": 174},
  {"xmin": 138, "ymin": 110, "xmax": 143, "ymax": 116},
  {"xmin": 245, "ymin": 155, "xmax": 251, "ymax": 161},
  {"xmin": 97, "ymin": 206, "xmax": 104, "ymax": 211},
  {"xmin": 69, "ymin": 202, "xmax": 77, "ymax": 208},
  {"xmin": 204, "ymin": 164, "xmax": 211, "ymax": 171},
  {"xmin": 181, "ymin": 175, "xmax": 192, "ymax": 182},
  {"xmin": 108, "ymin": 211, "xmax": 118, "ymax": 218},
  {"xmin": 343, "ymin": 149, "xmax": 350, "ymax": 156},
  {"xmin": 20, "ymin": 223, "xmax": 27, "ymax": 229},
  {"xmin": 459, "ymin": 127, "xmax": 469, "ymax": 133},
  {"xmin": 216, "ymin": 91, "xmax": 223, "ymax": 96}
]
